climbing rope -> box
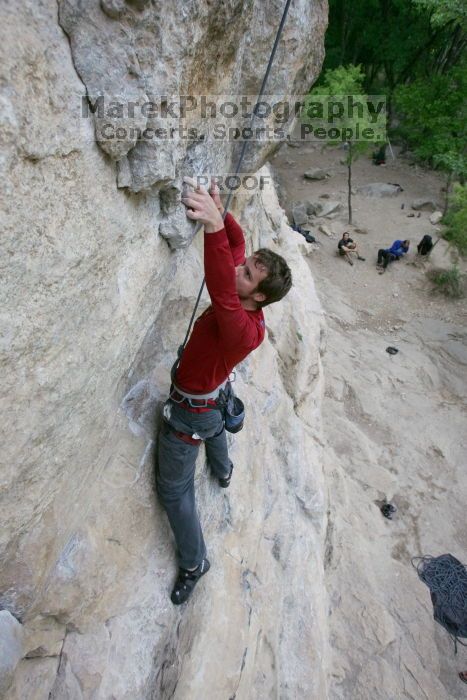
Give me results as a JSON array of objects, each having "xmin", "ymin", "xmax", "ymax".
[
  {"xmin": 174, "ymin": 0, "xmax": 293, "ymax": 374},
  {"xmin": 413, "ymin": 554, "xmax": 467, "ymax": 653}
]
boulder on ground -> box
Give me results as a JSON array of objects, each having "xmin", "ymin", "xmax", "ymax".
[
  {"xmin": 304, "ymin": 168, "xmax": 327, "ymax": 180},
  {"xmin": 412, "ymin": 198, "xmax": 439, "ymax": 211},
  {"xmin": 357, "ymin": 183, "xmax": 402, "ymax": 197},
  {"xmin": 306, "ymin": 201, "xmax": 319, "ymax": 216},
  {"xmin": 318, "ymin": 224, "xmax": 333, "ymax": 237},
  {"xmin": 317, "ymin": 200, "xmax": 342, "ymax": 217},
  {"xmin": 291, "ymin": 202, "xmax": 308, "ymax": 226},
  {"xmin": 430, "ymin": 211, "xmax": 443, "ymax": 225}
]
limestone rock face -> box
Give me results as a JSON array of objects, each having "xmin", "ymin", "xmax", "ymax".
[
  {"xmin": 0, "ymin": 612, "xmax": 24, "ymax": 697},
  {"xmin": 57, "ymin": 0, "xmax": 328, "ymax": 248},
  {"xmin": 0, "ymin": 1, "xmax": 328, "ymax": 697}
]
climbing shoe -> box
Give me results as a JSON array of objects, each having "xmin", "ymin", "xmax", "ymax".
[
  {"xmin": 219, "ymin": 462, "xmax": 234, "ymax": 488},
  {"xmin": 357, "ymin": 256, "xmax": 366, "ymax": 261},
  {"xmin": 171, "ymin": 558, "xmax": 210, "ymax": 605}
]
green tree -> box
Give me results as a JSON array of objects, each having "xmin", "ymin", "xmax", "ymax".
[
  {"xmin": 305, "ymin": 65, "xmax": 384, "ymax": 224},
  {"xmin": 443, "ymin": 183, "xmax": 467, "ymax": 255},
  {"xmin": 434, "ymin": 152, "xmax": 467, "ymax": 213},
  {"xmin": 394, "ymin": 62, "xmax": 466, "ymax": 204},
  {"xmin": 323, "ymin": 0, "xmax": 466, "ymax": 95},
  {"xmin": 412, "ymin": 0, "xmax": 467, "ymax": 30}
]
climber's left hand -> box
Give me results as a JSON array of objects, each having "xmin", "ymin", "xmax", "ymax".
[{"xmin": 181, "ymin": 177, "xmax": 224, "ymax": 233}]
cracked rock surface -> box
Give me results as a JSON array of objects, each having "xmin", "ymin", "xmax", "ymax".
[{"xmin": 58, "ymin": 0, "xmax": 327, "ymax": 247}]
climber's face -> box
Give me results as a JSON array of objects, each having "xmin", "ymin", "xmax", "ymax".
[{"xmin": 235, "ymin": 255, "xmax": 267, "ymax": 306}]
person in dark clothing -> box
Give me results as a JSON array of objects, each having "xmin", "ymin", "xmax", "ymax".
[
  {"xmin": 377, "ymin": 239, "xmax": 410, "ymax": 273},
  {"xmin": 156, "ymin": 177, "xmax": 292, "ymax": 605},
  {"xmin": 337, "ymin": 232, "xmax": 365, "ymax": 266},
  {"xmin": 417, "ymin": 234, "xmax": 434, "ymax": 256},
  {"xmin": 372, "ymin": 143, "xmax": 386, "ymax": 165}
]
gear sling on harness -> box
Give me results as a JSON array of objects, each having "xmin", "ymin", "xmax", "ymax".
[{"xmin": 169, "ymin": 0, "xmax": 293, "ymax": 436}]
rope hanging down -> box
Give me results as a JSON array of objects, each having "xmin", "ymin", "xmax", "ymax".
[{"xmin": 175, "ymin": 0, "xmax": 293, "ymax": 368}]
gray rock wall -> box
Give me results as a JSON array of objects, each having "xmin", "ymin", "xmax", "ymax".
[{"xmin": 0, "ymin": 1, "xmax": 328, "ymax": 697}]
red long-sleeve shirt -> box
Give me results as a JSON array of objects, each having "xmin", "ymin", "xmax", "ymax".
[{"xmin": 175, "ymin": 213, "xmax": 265, "ymax": 394}]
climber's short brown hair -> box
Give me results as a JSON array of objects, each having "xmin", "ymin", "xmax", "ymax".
[{"xmin": 253, "ymin": 248, "xmax": 292, "ymax": 308}]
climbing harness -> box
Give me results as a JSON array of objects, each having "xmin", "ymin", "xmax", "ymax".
[
  {"xmin": 170, "ymin": 379, "xmax": 228, "ymax": 405},
  {"xmin": 171, "ymin": 0, "xmax": 293, "ymax": 382},
  {"xmin": 168, "ymin": 380, "xmax": 245, "ymax": 433}
]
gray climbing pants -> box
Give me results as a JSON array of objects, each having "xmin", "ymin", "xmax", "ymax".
[{"xmin": 156, "ymin": 399, "xmax": 231, "ymax": 569}]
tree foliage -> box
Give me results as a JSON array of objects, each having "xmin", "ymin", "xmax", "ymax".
[
  {"xmin": 307, "ymin": 65, "xmax": 377, "ymax": 223},
  {"xmin": 412, "ymin": 0, "xmax": 467, "ymax": 30},
  {"xmin": 443, "ymin": 183, "xmax": 467, "ymax": 255},
  {"xmin": 323, "ymin": 0, "xmax": 466, "ymax": 91},
  {"xmin": 393, "ymin": 63, "xmax": 466, "ymax": 170},
  {"xmin": 323, "ymin": 0, "xmax": 466, "ymax": 188},
  {"xmin": 312, "ymin": 64, "xmax": 367, "ymax": 95}
]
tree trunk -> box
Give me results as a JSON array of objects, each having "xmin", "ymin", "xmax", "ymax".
[
  {"xmin": 348, "ymin": 143, "xmax": 353, "ymax": 224},
  {"xmin": 444, "ymin": 171, "xmax": 452, "ymax": 215},
  {"xmin": 439, "ymin": 26, "xmax": 465, "ymax": 74},
  {"xmin": 340, "ymin": 0, "xmax": 349, "ymax": 64}
]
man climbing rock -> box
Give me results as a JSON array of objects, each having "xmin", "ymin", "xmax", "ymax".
[{"xmin": 156, "ymin": 177, "xmax": 292, "ymax": 605}]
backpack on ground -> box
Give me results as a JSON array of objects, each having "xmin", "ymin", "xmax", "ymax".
[
  {"xmin": 417, "ymin": 234, "xmax": 434, "ymax": 256},
  {"xmin": 291, "ymin": 223, "xmax": 316, "ymax": 244}
]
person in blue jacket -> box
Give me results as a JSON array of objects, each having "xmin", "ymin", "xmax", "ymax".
[{"xmin": 377, "ymin": 239, "xmax": 410, "ymax": 273}]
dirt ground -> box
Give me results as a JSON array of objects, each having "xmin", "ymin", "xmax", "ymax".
[
  {"xmin": 271, "ymin": 141, "xmax": 466, "ymax": 329},
  {"xmin": 271, "ymin": 142, "xmax": 467, "ymax": 699}
]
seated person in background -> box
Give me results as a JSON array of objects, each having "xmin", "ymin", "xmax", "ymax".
[
  {"xmin": 337, "ymin": 231, "xmax": 365, "ymax": 266},
  {"xmin": 377, "ymin": 239, "xmax": 410, "ymax": 273}
]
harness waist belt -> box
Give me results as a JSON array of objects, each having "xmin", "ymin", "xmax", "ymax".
[{"xmin": 173, "ymin": 380, "xmax": 228, "ymax": 401}]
